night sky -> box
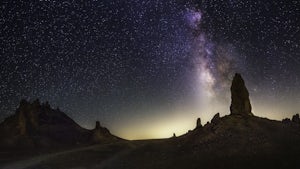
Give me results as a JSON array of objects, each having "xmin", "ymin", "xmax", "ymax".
[{"xmin": 0, "ymin": 0, "xmax": 299, "ymax": 139}]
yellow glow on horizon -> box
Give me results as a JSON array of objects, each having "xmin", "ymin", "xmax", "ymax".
[
  {"xmin": 114, "ymin": 109, "xmax": 199, "ymax": 140},
  {"xmin": 111, "ymin": 103, "xmax": 229, "ymax": 140},
  {"xmin": 108, "ymin": 94, "xmax": 300, "ymax": 140}
]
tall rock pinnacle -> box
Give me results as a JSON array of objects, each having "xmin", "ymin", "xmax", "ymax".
[
  {"xmin": 196, "ymin": 118, "xmax": 202, "ymax": 128},
  {"xmin": 95, "ymin": 121, "xmax": 101, "ymax": 130},
  {"xmin": 230, "ymin": 73, "xmax": 253, "ymax": 116}
]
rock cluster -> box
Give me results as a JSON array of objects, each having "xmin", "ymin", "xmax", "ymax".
[
  {"xmin": 282, "ymin": 118, "xmax": 291, "ymax": 124},
  {"xmin": 292, "ymin": 114, "xmax": 300, "ymax": 123},
  {"xmin": 230, "ymin": 73, "xmax": 253, "ymax": 116},
  {"xmin": 282, "ymin": 114, "xmax": 300, "ymax": 125},
  {"xmin": 16, "ymin": 99, "xmax": 44, "ymax": 136},
  {"xmin": 0, "ymin": 99, "xmax": 119, "ymax": 148}
]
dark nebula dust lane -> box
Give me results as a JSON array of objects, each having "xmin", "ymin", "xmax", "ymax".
[{"xmin": 0, "ymin": 0, "xmax": 299, "ymax": 139}]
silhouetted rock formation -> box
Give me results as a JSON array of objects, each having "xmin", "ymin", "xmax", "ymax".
[
  {"xmin": 282, "ymin": 118, "xmax": 291, "ymax": 124},
  {"xmin": 205, "ymin": 122, "xmax": 210, "ymax": 126},
  {"xmin": 292, "ymin": 114, "xmax": 300, "ymax": 123},
  {"xmin": 230, "ymin": 73, "xmax": 253, "ymax": 116},
  {"xmin": 0, "ymin": 100, "xmax": 120, "ymax": 149},
  {"xmin": 282, "ymin": 114, "xmax": 300, "ymax": 125},
  {"xmin": 91, "ymin": 121, "xmax": 119, "ymax": 143},
  {"xmin": 211, "ymin": 113, "xmax": 220, "ymax": 124},
  {"xmin": 196, "ymin": 118, "xmax": 202, "ymax": 128},
  {"xmin": 149, "ymin": 113, "xmax": 300, "ymax": 169},
  {"xmin": 169, "ymin": 74, "xmax": 300, "ymax": 169},
  {"xmin": 95, "ymin": 121, "xmax": 101, "ymax": 129}
]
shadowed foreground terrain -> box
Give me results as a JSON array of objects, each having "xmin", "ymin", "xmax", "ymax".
[
  {"xmin": 1, "ymin": 74, "xmax": 300, "ymax": 169},
  {"xmin": 1, "ymin": 115, "xmax": 300, "ymax": 169}
]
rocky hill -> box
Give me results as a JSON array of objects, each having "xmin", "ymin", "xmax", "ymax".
[
  {"xmin": 0, "ymin": 99, "xmax": 121, "ymax": 149},
  {"xmin": 103, "ymin": 74, "xmax": 300, "ymax": 169},
  {"xmin": 182, "ymin": 74, "xmax": 300, "ymax": 146}
]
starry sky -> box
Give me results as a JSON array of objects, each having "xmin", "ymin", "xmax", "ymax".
[{"xmin": 0, "ymin": 0, "xmax": 299, "ymax": 139}]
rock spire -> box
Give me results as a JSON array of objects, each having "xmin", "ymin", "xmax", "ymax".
[{"xmin": 230, "ymin": 73, "xmax": 253, "ymax": 116}]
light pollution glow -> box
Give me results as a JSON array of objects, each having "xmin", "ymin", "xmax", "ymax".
[{"xmin": 110, "ymin": 97, "xmax": 300, "ymax": 140}]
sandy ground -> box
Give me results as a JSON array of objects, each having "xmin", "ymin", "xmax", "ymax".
[
  {"xmin": 0, "ymin": 140, "xmax": 160, "ymax": 169},
  {"xmin": 0, "ymin": 142, "xmax": 129, "ymax": 169}
]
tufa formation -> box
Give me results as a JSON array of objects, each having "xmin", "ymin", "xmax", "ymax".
[
  {"xmin": 95, "ymin": 121, "xmax": 101, "ymax": 129},
  {"xmin": 230, "ymin": 73, "xmax": 253, "ymax": 116},
  {"xmin": 292, "ymin": 114, "xmax": 300, "ymax": 123},
  {"xmin": 0, "ymin": 100, "xmax": 120, "ymax": 148},
  {"xmin": 211, "ymin": 113, "xmax": 220, "ymax": 124},
  {"xmin": 91, "ymin": 120, "xmax": 118, "ymax": 143},
  {"xmin": 196, "ymin": 118, "xmax": 202, "ymax": 128},
  {"xmin": 282, "ymin": 114, "xmax": 300, "ymax": 125}
]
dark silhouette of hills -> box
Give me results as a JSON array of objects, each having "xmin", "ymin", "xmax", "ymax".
[{"xmin": 0, "ymin": 99, "xmax": 120, "ymax": 149}]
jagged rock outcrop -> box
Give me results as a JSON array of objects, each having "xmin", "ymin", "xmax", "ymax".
[
  {"xmin": 282, "ymin": 118, "xmax": 291, "ymax": 124},
  {"xmin": 230, "ymin": 73, "xmax": 253, "ymax": 116},
  {"xmin": 282, "ymin": 114, "xmax": 300, "ymax": 125},
  {"xmin": 91, "ymin": 121, "xmax": 118, "ymax": 143},
  {"xmin": 0, "ymin": 99, "xmax": 121, "ymax": 148},
  {"xmin": 211, "ymin": 113, "xmax": 220, "ymax": 124},
  {"xmin": 196, "ymin": 118, "xmax": 202, "ymax": 128},
  {"xmin": 0, "ymin": 99, "xmax": 90, "ymax": 148}
]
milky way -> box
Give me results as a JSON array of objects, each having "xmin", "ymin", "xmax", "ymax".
[{"xmin": 0, "ymin": 0, "xmax": 299, "ymax": 139}]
